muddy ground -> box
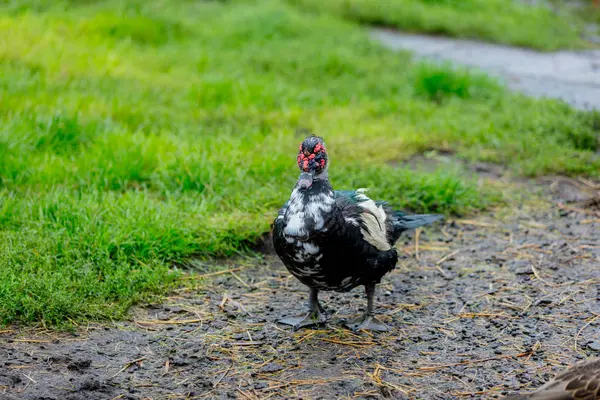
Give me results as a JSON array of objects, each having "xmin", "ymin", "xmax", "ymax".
[{"xmin": 1, "ymin": 168, "xmax": 599, "ymax": 400}]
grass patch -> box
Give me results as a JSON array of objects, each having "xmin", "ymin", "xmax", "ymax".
[
  {"xmin": 0, "ymin": 0, "xmax": 598, "ymax": 326},
  {"xmin": 289, "ymin": 0, "xmax": 588, "ymax": 50},
  {"xmin": 81, "ymin": 12, "xmax": 187, "ymax": 46},
  {"xmin": 412, "ymin": 63, "xmax": 503, "ymax": 103}
]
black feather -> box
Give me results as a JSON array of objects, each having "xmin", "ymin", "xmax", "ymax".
[{"xmin": 394, "ymin": 214, "xmax": 444, "ymax": 230}]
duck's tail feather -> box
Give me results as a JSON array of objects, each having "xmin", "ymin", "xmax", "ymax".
[{"xmin": 395, "ymin": 214, "xmax": 443, "ymax": 230}]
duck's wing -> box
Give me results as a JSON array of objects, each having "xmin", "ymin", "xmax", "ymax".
[
  {"xmin": 274, "ymin": 200, "xmax": 289, "ymax": 225},
  {"xmin": 335, "ymin": 189, "xmax": 393, "ymax": 251},
  {"xmin": 335, "ymin": 189, "xmax": 442, "ymax": 249},
  {"xmin": 272, "ymin": 200, "xmax": 290, "ymax": 255},
  {"xmin": 507, "ymin": 359, "xmax": 600, "ymax": 400}
]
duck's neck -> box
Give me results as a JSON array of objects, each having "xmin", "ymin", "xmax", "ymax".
[{"xmin": 283, "ymin": 177, "xmax": 336, "ymax": 239}]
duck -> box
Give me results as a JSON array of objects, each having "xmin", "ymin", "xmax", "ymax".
[
  {"xmin": 504, "ymin": 358, "xmax": 600, "ymax": 399},
  {"xmin": 272, "ymin": 135, "xmax": 443, "ymax": 331}
]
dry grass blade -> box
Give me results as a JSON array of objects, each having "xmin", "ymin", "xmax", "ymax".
[
  {"xmin": 321, "ymin": 338, "xmax": 374, "ymax": 347},
  {"xmin": 181, "ymin": 267, "xmax": 246, "ymax": 280},
  {"xmin": 436, "ymin": 250, "xmax": 460, "ymax": 265},
  {"xmin": 236, "ymin": 389, "xmax": 256, "ymax": 400},
  {"xmin": 455, "ymin": 219, "xmax": 496, "ymax": 227},
  {"xmin": 457, "ymin": 312, "xmax": 516, "ymax": 319},
  {"xmin": 12, "ymin": 339, "xmax": 51, "ymax": 343},
  {"xmin": 213, "ymin": 362, "xmax": 233, "ymax": 388},
  {"xmin": 577, "ymin": 177, "xmax": 600, "ymax": 190},
  {"xmin": 111, "ymin": 357, "xmax": 146, "ymax": 378},
  {"xmin": 230, "ymin": 271, "xmax": 251, "ymax": 288},
  {"xmin": 366, "ymin": 363, "xmax": 413, "ymax": 395},
  {"xmin": 415, "ymin": 228, "xmax": 421, "ymax": 260},
  {"xmin": 418, "ymin": 352, "xmax": 530, "ymax": 371},
  {"xmin": 531, "ymin": 264, "xmax": 557, "ymax": 287},
  {"xmin": 557, "ymin": 203, "xmax": 600, "ymax": 217},
  {"xmin": 230, "ymin": 341, "xmax": 264, "ymax": 346},
  {"xmin": 573, "ymin": 314, "xmax": 600, "ymax": 351},
  {"xmin": 135, "ymin": 319, "xmax": 203, "ymax": 325}
]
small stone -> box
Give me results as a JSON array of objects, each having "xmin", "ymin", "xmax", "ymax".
[
  {"xmin": 259, "ymin": 362, "xmax": 284, "ymax": 373},
  {"xmin": 587, "ymin": 341, "xmax": 600, "ymax": 352}
]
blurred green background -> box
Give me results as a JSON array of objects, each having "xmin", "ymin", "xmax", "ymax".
[{"xmin": 0, "ymin": 0, "xmax": 598, "ymax": 326}]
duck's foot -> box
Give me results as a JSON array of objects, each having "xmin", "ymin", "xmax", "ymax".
[
  {"xmin": 278, "ymin": 310, "xmax": 327, "ymax": 330},
  {"xmin": 343, "ymin": 314, "xmax": 389, "ymax": 332}
]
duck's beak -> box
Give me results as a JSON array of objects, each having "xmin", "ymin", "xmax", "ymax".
[{"xmin": 297, "ymin": 171, "xmax": 314, "ymax": 190}]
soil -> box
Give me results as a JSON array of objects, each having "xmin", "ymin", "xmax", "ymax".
[{"xmin": 1, "ymin": 167, "xmax": 599, "ymax": 400}]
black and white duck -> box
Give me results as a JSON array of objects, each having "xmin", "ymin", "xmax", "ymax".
[
  {"xmin": 504, "ymin": 358, "xmax": 600, "ymax": 399},
  {"xmin": 272, "ymin": 136, "xmax": 442, "ymax": 331}
]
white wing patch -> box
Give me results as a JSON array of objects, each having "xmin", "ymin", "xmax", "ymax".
[{"xmin": 355, "ymin": 188, "xmax": 391, "ymax": 251}]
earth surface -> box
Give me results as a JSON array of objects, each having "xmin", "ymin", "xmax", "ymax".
[{"xmin": 1, "ymin": 159, "xmax": 599, "ymax": 400}]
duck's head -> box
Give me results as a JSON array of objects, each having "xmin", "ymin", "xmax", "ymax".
[{"xmin": 296, "ymin": 136, "xmax": 328, "ymax": 190}]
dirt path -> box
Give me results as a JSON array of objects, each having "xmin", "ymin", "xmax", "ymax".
[
  {"xmin": 373, "ymin": 29, "xmax": 600, "ymax": 110},
  {"xmin": 1, "ymin": 171, "xmax": 599, "ymax": 400}
]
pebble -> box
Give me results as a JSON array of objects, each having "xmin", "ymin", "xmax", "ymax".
[
  {"xmin": 259, "ymin": 362, "xmax": 284, "ymax": 373},
  {"xmin": 587, "ymin": 341, "xmax": 600, "ymax": 352}
]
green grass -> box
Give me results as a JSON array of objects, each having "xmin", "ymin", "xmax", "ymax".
[
  {"xmin": 290, "ymin": 0, "xmax": 589, "ymax": 50},
  {"xmin": 558, "ymin": 0, "xmax": 600, "ymax": 32},
  {"xmin": 0, "ymin": 0, "xmax": 599, "ymax": 326}
]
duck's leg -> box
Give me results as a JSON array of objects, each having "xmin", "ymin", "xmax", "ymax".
[
  {"xmin": 278, "ymin": 287, "xmax": 327, "ymax": 330},
  {"xmin": 344, "ymin": 284, "xmax": 389, "ymax": 332}
]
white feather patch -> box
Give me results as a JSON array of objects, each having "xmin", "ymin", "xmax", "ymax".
[
  {"xmin": 303, "ymin": 242, "xmax": 320, "ymax": 254},
  {"xmin": 356, "ymin": 189, "xmax": 391, "ymax": 251},
  {"xmin": 283, "ymin": 188, "xmax": 333, "ymax": 238},
  {"xmin": 345, "ymin": 217, "xmax": 359, "ymax": 226},
  {"xmin": 284, "ymin": 212, "xmax": 306, "ymax": 237}
]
